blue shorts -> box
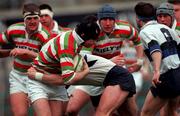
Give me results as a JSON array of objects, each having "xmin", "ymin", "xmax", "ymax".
[
  {"xmin": 103, "ymin": 65, "xmax": 136, "ymax": 97},
  {"xmin": 151, "ymin": 66, "xmax": 180, "ymax": 98}
]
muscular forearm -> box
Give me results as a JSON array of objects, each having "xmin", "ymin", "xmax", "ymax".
[
  {"xmin": 151, "ymin": 51, "xmax": 162, "ymax": 72},
  {"xmin": 66, "ymin": 69, "xmax": 89, "ymax": 85},
  {"xmin": 40, "ymin": 74, "xmax": 65, "ymax": 85},
  {"xmin": 135, "ymin": 45, "xmax": 144, "ymax": 59}
]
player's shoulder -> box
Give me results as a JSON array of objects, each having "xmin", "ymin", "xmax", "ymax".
[
  {"xmin": 59, "ymin": 26, "xmax": 72, "ymax": 32},
  {"xmin": 8, "ymin": 22, "xmax": 25, "ymax": 30},
  {"xmin": 58, "ymin": 31, "xmax": 76, "ymax": 48},
  {"xmin": 115, "ymin": 20, "xmax": 137, "ymax": 32},
  {"xmin": 115, "ymin": 20, "xmax": 132, "ymax": 27}
]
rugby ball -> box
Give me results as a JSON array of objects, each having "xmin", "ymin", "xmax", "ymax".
[{"xmin": 73, "ymin": 54, "xmax": 83, "ymax": 71}]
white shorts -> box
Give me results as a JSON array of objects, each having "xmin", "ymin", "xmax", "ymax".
[
  {"xmin": 9, "ymin": 69, "xmax": 28, "ymax": 94},
  {"xmin": 27, "ymin": 79, "xmax": 69, "ymax": 103},
  {"xmin": 67, "ymin": 71, "xmax": 143, "ymax": 96},
  {"xmin": 132, "ymin": 72, "xmax": 143, "ymax": 93},
  {"xmin": 67, "ymin": 85, "xmax": 104, "ymax": 96}
]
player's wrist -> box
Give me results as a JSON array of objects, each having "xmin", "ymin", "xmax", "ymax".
[
  {"xmin": 137, "ymin": 58, "xmax": 144, "ymax": 66},
  {"xmin": 35, "ymin": 72, "xmax": 43, "ymax": 81}
]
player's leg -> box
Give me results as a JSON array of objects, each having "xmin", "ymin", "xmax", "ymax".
[
  {"xmin": 9, "ymin": 71, "xmax": 29, "ymax": 116},
  {"xmin": 160, "ymin": 99, "xmax": 179, "ymax": 116},
  {"xmin": 117, "ymin": 96, "xmax": 138, "ymax": 116},
  {"xmin": 95, "ymin": 85, "xmax": 129, "ymax": 116},
  {"xmin": 50, "ymin": 86, "xmax": 69, "ymax": 116},
  {"xmin": 10, "ymin": 93, "xmax": 29, "ymax": 116},
  {"xmin": 32, "ymin": 98, "xmax": 51, "ymax": 116},
  {"xmin": 95, "ymin": 65, "xmax": 136, "ymax": 116},
  {"xmin": 27, "ymin": 78, "xmax": 69, "ymax": 116},
  {"xmin": 141, "ymin": 91, "xmax": 167, "ymax": 116},
  {"xmin": 66, "ymin": 89, "xmax": 91, "ymax": 116},
  {"xmin": 49, "ymin": 100, "xmax": 65, "ymax": 116},
  {"xmin": 117, "ymin": 72, "xmax": 143, "ymax": 116}
]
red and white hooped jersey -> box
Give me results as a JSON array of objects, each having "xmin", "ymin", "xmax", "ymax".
[{"xmin": 92, "ymin": 20, "xmax": 142, "ymax": 59}]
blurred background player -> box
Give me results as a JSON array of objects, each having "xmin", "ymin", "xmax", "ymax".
[
  {"xmin": 39, "ymin": 4, "xmax": 71, "ymax": 37},
  {"xmin": 168, "ymin": 0, "xmax": 180, "ymax": 22},
  {"xmin": 0, "ymin": 3, "xmax": 51, "ymax": 116}
]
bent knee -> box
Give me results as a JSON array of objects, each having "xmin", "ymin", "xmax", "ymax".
[
  {"xmin": 11, "ymin": 108, "xmax": 28, "ymax": 116},
  {"xmin": 66, "ymin": 105, "xmax": 80, "ymax": 115},
  {"xmin": 141, "ymin": 108, "xmax": 155, "ymax": 116}
]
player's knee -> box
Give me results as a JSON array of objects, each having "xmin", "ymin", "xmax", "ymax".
[
  {"xmin": 66, "ymin": 105, "xmax": 80, "ymax": 115},
  {"xmin": 141, "ymin": 108, "xmax": 154, "ymax": 116},
  {"xmin": 95, "ymin": 108, "xmax": 108, "ymax": 116},
  {"xmin": 11, "ymin": 108, "xmax": 28, "ymax": 116}
]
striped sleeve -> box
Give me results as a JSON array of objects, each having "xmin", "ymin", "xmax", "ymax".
[
  {"xmin": 57, "ymin": 32, "xmax": 78, "ymax": 83},
  {"xmin": 0, "ymin": 23, "xmax": 26, "ymax": 45},
  {"xmin": 116, "ymin": 21, "xmax": 142, "ymax": 46},
  {"xmin": 0, "ymin": 24, "xmax": 16, "ymax": 44},
  {"xmin": 39, "ymin": 27, "xmax": 51, "ymax": 45},
  {"xmin": 128, "ymin": 24, "xmax": 142, "ymax": 46},
  {"xmin": 0, "ymin": 32, "xmax": 9, "ymax": 44}
]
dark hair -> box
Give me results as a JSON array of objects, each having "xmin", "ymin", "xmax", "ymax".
[
  {"xmin": 76, "ymin": 15, "xmax": 100, "ymax": 41},
  {"xmin": 23, "ymin": 3, "xmax": 40, "ymax": 16},
  {"xmin": 134, "ymin": 2, "xmax": 156, "ymax": 21},
  {"xmin": 39, "ymin": 4, "xmax": 53, "ymax": 11},
  {"xmin": 168, "ymin": 0, "xmax": 180, "ymax": 4}
]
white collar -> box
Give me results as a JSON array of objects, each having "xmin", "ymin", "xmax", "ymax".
[
  {"xmin": 171, "ymin": 19, "xmax": 177, "ymax": 30},
  {"xmin": 52, "ymin": 20, "xmax": 59, "ymax": 33},
  {"xmin": 141, "ymin": 20, "xmax": 157, "ymax": 30},
  {"xmin": 72, "ymin": 30, "xmax": 84, "ymax": 46},
  {"xmin": 37, "ymin": 22, "xmax": 42, "ymax": 32}
]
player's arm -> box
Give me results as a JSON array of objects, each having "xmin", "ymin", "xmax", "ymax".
[
  {"xmin": 126, "ymin": 25, "xmax": 144, "ymax": 72},
  {"xmin": 27, "ymin": 58, "xmax": 89, "ymax": 85},
  {"xmin": 147, "ymin": 37, "xmax": 162, "ymax": 87},
  {"xmin": 110, "ymin": 54, "xmax": 125, "ymax": 66},
  {"xmin": 151, "ymin": 51, "xmax": 162, "ymax": 87},
  {"xmin": 127, "ymin": 41, "xmax": 144, "ymax": 72},
  {"xmin": 27, "ymin": 67, "xmax": 65, "ymax": 85},
  {"xmin": 64, "ymin": 58, "xmax": 89, "ymax": 85},
  {"xmin": 9, "ymin": 48, "xmax": 38, "ymax": 59},
  {"xmin": 0, "ymin": 29, "xmax": 14, "ymax": 57}
]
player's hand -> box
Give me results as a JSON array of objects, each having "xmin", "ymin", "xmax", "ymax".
[
  {"xmin": 127, "ymin": 58, "xmax": 143, "ymax": 73},
  {"xmin": 152, "ymin": 70, "xmax": 161, "ymax": 88},
  {"xmin": 127, "ymin": 63, "xmax": 142, "ymax": 73},
  {"xmin": 111, "ymin": 54, "xmax": 125, "ymax": 66},
  {"xmin": 10, "ymin": 48, "xmax": 28, "ymax": 57},
  {"xmin": 27, "ymin": 67, "xmax": 37, "ymax": 80},
  {"xmin": 82, "ymin": 58, "xmax": 89, "ymax": 73}
]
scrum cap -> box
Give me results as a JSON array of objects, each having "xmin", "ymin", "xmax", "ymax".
[
  {"xmin": 97, "ymin": 4, "xmax": 117, "ymax": 20},
  {"xmin": 156, "ymin": 3, "xmax": 174, "ymax": 18}
]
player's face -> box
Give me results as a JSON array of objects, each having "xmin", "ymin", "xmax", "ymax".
[
  {"xmin": 40, "ymin": 14, "xmax": 53, "ymax": 28},
  {"xmin": 135, "ymin": 16, "xmax": 142, "ymax": 29},
  {"xmin": 174, "ymin": 4, "xmax": 180, "ymax": 22},
  {"xmin": 157, "ymin": 14, "xmax": 172, "ymax": 27},
  {"xmin": 99, "ymin": 18, "xmax": 115, "ymax": 34},
  {"xmin": 25, "ymin": 16, "xmax": 40, "ymax": 33}
]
